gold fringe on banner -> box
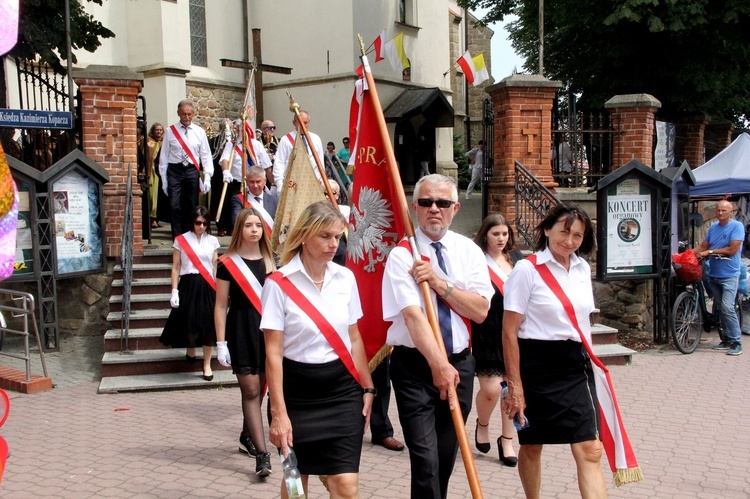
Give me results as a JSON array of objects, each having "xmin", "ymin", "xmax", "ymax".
[{"xmin": 613, "ymin": 466, "xmax": 644, "ymax": 487}]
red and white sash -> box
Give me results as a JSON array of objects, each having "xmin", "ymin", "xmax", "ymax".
[
  {"xmin": 175, "ymin": 233, "xmax": 216, "ymax": 290},
  {"xmin": 169, "ymin": 125, "xmax": 200, "ymax": 171},
  {"xmin": 235, "ymin": 194, "xmax": 274, "ymax": 235},
  {"xmin": 248, "ymin": 195, "xmax": 274, "ymax": 233},
  {"xmin": 219, "ymin": 254, "xmax": 262, "ymax": 313},
  {"xmin": 267, "ymin": 271, "xmax": 361, "ymax": 385},
  {"xmin": 486, "ymin": 253, "xmax": 508, "ymax": 296},
  {"xmin": 527, "ymin": 254, "xmax": 643, "ymax": 486}
]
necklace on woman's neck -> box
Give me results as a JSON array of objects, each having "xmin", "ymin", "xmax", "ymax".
[{"xmin": 311, "ymin": 277, "xmax": 324, "ymax": 284}]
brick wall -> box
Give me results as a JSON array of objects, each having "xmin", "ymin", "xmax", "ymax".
[
  {"xmin": 74, "ymin": 67, "xmax": 144, "ymax": 258},
  {"xmin": 486, "ymin": 75, "xmax": 562, "ymax": 221},
  {"xmin": 605, "ymin": 94, "xmax": 661, "ymax": 167}
]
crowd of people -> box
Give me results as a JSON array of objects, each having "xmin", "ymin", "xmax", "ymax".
[{"xmin": 140, "ymin": 100, "xmax": 629, "ymax": 498}]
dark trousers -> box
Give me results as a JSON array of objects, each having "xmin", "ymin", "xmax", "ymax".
[
  {"xmin": 370, "ymin": 355, "xmax": 394, "ymax": 442},
  {"xmin": 167, "ymin": 163, "xmax": 199, "ymax": 238},
  {"xmin": 390, "ymin": 346, "xmax": 474, "ymax": 499}
]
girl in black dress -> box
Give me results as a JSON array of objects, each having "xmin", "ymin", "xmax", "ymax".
[
  {"xmin": 215, "ymin": 208, "xmax": 276, "ymax": 477},
  {"xmin": 471, "ymin": 214, "xmax": 523, "ymax": 466}
]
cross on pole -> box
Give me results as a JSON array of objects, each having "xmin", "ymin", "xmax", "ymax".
[{"xmin": 220, "ymin": 29, "xmax": 292, "ymax": 121}]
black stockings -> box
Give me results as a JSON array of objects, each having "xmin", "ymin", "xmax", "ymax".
[{"xmin": 237, "ymin": 373, "xmax": 267, "ymax": 453}]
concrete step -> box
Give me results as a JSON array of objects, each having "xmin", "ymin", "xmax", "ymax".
[
  {"xmin": 104, "ymin": 327, "xmax": 165, "ymax": 352},
  {"xmin": 107, "ymin": 308, "xmax": 169, "ymax": 329},
  {"xmin": 591, "ymin": 323, "xmax": 618, "ymax": 345},
  {"xmin": 111, "ymin": 277, "xmax": 172, "ymax": 295},
  {"xmin": 98, "ymin": 369, "xmax": 238, "ymax": 393},
  {"xmin": 109, "ymin": 293, "xmax": 171, "ymax": 312},
  {"xmin": 113, "ymin": 263, "xmax": 172, "ymax": 280},
  {"xmin": 101, "ymin": 348, "xmax": 232, "ymax": 377},
  {"xmin": 592, "ymin": 343, "xmax": 636, "ymax": 366}
]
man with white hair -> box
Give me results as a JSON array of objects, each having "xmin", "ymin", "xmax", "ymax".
[
  {"xmin": 382, "ymin": 174, "xmax": 493, "ymax": 497},
  {"xmin": 159, "ymin": 100, "xmax": 213, "ymax": 238}
]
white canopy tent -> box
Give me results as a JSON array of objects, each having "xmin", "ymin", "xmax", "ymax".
[{"xmin": 691, "ymin": 133, "xmax": 750, "ymax": 196}]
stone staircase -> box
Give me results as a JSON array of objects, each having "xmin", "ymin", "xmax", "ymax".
[
  {"xmin": 99, "ymin": 242, "xmax": 635, "ymax": 393},
  {"xmin": 98, "ymin": 247, "xmax": 236, "ymax": 393}
]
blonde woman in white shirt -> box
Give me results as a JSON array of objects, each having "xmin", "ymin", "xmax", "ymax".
[{"xmin": 261, "ymin": 201, "xmax": 373, "ymax": 499}]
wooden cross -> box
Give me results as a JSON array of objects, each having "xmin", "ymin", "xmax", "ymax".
[{"xmin": 220, "ymin": 29, "xmax": 292, "ymax": 121}]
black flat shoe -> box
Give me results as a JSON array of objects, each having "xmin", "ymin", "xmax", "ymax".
[
  {"xmin": 185, "ymin": 354, "xmax": 197, "ymax": 363},
  {"xmin": 498, "ymin": 436, "xmax": 518, "ymax": 467},
  {"xmin": 203, "ymin": 372, "xmax": 213, "ymax": 381},
  {"xmin": 475, "ymin": 419, "xmax": 490, "ymax": 454}
]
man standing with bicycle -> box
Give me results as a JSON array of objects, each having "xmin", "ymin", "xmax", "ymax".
[{"xmin": 692, "ymin": 200, "xmax": 744, "ymax": 356}]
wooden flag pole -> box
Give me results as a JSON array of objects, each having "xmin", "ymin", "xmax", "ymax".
[
  {"xmin": 215, "ymin": 120, "xmax": 234, "ymax": 225},
  {"xmin": 286, "ymin": 94, "xmax": 338, "ymax": 209},
  {"xmin": 356, "ymin": 34, "xmax": 484, "ymax": 499}
]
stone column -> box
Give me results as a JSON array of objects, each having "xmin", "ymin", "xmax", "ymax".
[
  {"xmin": 605, "ymin": 94, "xmax": 661, "ymax": 168},
  {"xmin": 485, "ymin": 75, "xmax": 562, "ymax": 222},
  {"xmin": 73, "ymin": 65, "xmax": 144, "ymax": 258}
]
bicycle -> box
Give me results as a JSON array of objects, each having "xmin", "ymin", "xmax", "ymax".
[{"xmin": 671, "ymin": 255, "xmax": 743, "ymax": 354}]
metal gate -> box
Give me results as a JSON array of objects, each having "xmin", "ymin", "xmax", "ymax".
[
  {"xmin": 551, "ymin": 90, "xmax": 615, "ymax": 188},
  {"xmin": 481, "ymin": 98, "xmax": 494, "ymax": 219}
]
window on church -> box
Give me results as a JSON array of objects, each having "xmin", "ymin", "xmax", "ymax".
[{"xmin": 189, "ymin": 0, "xmax": 207, "ymax": 67}]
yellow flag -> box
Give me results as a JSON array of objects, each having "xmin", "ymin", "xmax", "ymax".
[{"xmin": 271, "ymin": 135, "xmax": 326, "ymax": 252}]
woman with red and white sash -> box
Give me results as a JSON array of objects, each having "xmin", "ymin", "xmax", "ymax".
[
  {"xmin": 160, "ymin": 205, "xmax": 219, "ymax": 381},
  {"xmin": 471, "ymin": 214, "xmax": 524, "ymax": 467},
  {"xmin": 214, "ymin": 207, "xmax": 276, "ymax": 477},
  {"xmin": 261, "ymin": 201, "xmax": 374, "ymax": 499},
  {"xmin": 502, "ymin": 203, "xmax": 607, "ymax": 498}
]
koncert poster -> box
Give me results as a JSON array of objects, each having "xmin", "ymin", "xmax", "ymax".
[{"xmin": 606, "ymin": 188, "xmax": 653, "ymax": 273}]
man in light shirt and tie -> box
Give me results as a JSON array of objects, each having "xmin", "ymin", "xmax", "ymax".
[{"xmin": 159, "ymin": 100, "xmax": 213, "ymax": 238}]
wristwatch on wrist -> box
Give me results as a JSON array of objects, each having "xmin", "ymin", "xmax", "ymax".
[
  {"xmin": 440, "ymin": 281, "xmax": 455, "ymax": 299},
  {"xmin": 363, "ymin": 387, "xmax": 377, "ymax": 396},
  {"xmin": 709, "ymin": 250, "xmax": 714, "ymax": 255}
]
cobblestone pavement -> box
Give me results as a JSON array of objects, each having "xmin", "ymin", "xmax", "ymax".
[{"xmin": 2, "ymin": 194, "xmax": 749, "ymax": 497}]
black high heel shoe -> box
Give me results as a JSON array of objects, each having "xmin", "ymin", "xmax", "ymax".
[
  {"xmin": 498, "ymin": 436, "xmax": 518, "ymax": 467},
  {"xmin": 475, "ymin": 419, "xmax": 490, "ymax": 454}
]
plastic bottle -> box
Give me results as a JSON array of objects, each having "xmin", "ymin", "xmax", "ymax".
[
  {"xmin": 501, "ymin": 380, "xmax": 530, "ymax": 431},
  {"xmin": 280, "ymin": 447, "xmax": 305, "ymax": 499}
]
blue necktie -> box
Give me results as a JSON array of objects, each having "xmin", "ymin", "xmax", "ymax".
[{"xmin": 431, "ymin": 242, "xmax": 453, "ymax": 354}]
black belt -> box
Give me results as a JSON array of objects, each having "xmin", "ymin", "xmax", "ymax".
[
  {"xmin": 169, "ymin": 162, "xmax": 192, "ymax": 168},
  {"xmin": 392, "ymin": 345, "xmax": 470, "ymax": 363}
]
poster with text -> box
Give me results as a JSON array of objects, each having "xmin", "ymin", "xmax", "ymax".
[
  {"xmin": 606, "ymin": 192, "xmax": 653, "ymax": 273},
  {"xmin": 52, "ymin": 171, "xmax": 103, "ymax": 275}
]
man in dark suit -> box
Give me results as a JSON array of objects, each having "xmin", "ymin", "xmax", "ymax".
[{"xmin": 231, "ymin": 166, "xmax": 278, "ymax": 226}]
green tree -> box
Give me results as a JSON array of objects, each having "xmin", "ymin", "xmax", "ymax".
[
  {"xmin": 1, "ymin": 0, "xmax": 115, "ymax": 108},
  {"xmin": 459, "ymin": 0, "xmax": 750, "ymax": 122}
]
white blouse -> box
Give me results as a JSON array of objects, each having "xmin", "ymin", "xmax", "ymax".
[
  {"xmin": 260, "ymin": 253, "xmax": 363, "ymax": 364},
  {"xmin": 174, "ymin": 231, "xmax": 219, "ymax": 277},
  {"xmin": 503, "ymin": 247, "xmax": 595, "ymax": 344}
]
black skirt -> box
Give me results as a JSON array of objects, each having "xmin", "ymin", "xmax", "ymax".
[
  {"xmin": 283, "ymin": 357, "xmax": 364, "ymax": 476},
  {"xmin": 517, "ymin": 338, "xmax": 599, "ymax": 445},
  {"xmin": 160, "ymin": 274, "xmax": 217, "ymax": 348}
]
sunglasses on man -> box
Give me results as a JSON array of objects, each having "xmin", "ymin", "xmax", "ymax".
[{"xmin": 417, "ymin": 198, "xmax": 455, "ymax": 209}]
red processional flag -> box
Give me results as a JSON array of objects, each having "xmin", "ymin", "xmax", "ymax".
[{"xmin": 345, "ymin": 68, "xmax": 406, "ymax": 364}]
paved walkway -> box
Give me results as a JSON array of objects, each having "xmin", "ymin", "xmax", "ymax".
[{"xmin": 2, "ymin": 194, "xmax": 750, "ymax": 497}]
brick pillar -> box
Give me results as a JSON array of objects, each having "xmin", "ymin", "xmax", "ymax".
[
  {"xmin": 73, "ymin": 65, "xmax": 144, "ymax": 258},
  {"xmin": 485, "ymin": 75, "xmax": 562, "ymax": 222},
  {"xmin": 604, "ymin": 94, "xmax": 661, "ymax": 168},
  {"xmin": 677, "ymin": 113, "xmax": 710, "ymax": 167},
  {"xmin": 707, "ymin": 118, "xmax": 733, "ymax": 152}
]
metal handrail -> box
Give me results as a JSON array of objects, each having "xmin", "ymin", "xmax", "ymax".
[
  {"xmin": 119, "ymin": 164, "xmax": 134, "ymax": 353},
  {"xmin": 0, "ymin": 289, "xmax": 49, "ymax": 380},
  {"xmin": 514, "ymin": 160, "xmax": 560, "ymax": 248}
]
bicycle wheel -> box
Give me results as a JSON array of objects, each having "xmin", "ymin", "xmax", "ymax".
[{"xmin": 671, "ymin": 291, "xmax": 703, "ymax": 354}]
